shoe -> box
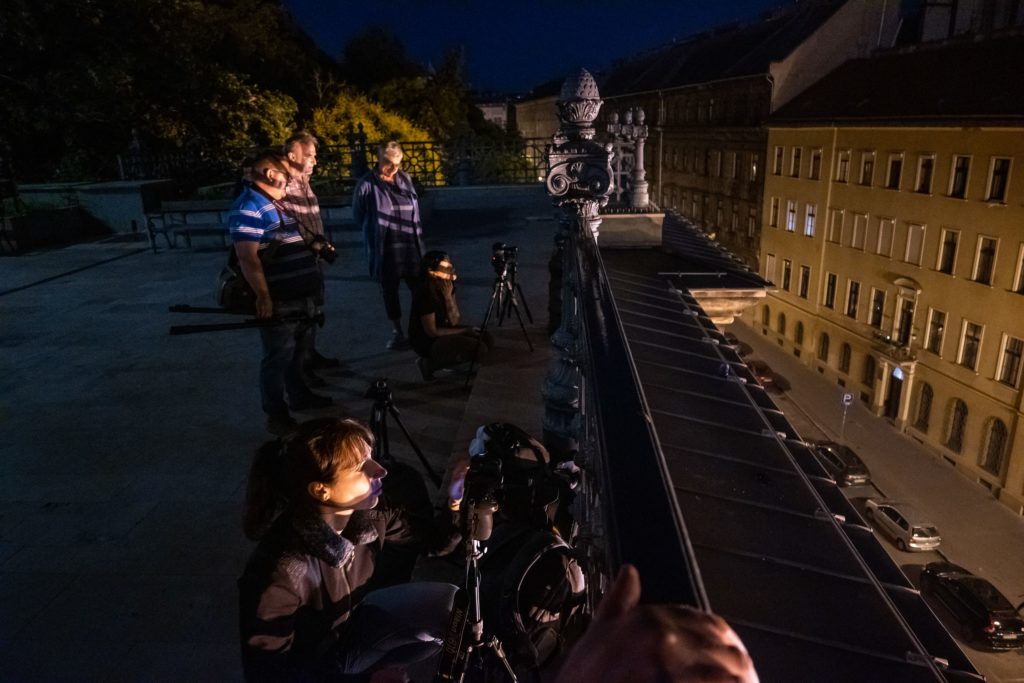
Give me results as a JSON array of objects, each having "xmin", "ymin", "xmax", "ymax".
[
  {"xmin": 386, "ymin": 330, "xmax": 409, "ymax": 350},
  {"xmin": 310, "ymin": 353, "xmax": 341, "ymax": 369},
  {"xmin": 267, "ymin": 413, "xmax": 298, "ymax": 436},
  {"xmin": 416, "ymin": 357, "xmax": 435, "ymax": 382},
  {"xmin": 290, "ymin": 392, "xmax": 334, "ymax": 411}
]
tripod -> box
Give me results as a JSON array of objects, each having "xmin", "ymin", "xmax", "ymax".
[
  {"xmin": 435, "ymin": 499, "xmax": 518, "ymax": 683},
  {"xmin": 466, "ymin": 264, "xmax": 534, "ymax": 384},
  {"xmin": 495, "ymin": 260, "xmax": 533, "ymax": 328},
  {"xmin": 366, "ymin": 379, "xmax": 442, "ymax": 488}
]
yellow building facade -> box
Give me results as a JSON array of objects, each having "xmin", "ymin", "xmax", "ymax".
[{"xmin": 760, "ymin": 122, "xmax": 1024, "ymax": 513}]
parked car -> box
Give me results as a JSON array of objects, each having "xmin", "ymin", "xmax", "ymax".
[
  {"xmin": 811, "ymin": 441, "xmax": 871, "ymax": 487},
  {"xmin": 722, "ymin": 332, "xmax": 752, "ymax": 356},
  {"xmin": 864, "ymin": 498, "xmax": 941, "ymax": 552},
  {"xmin": 920, "ymin": 561, "xmax": 1024, "ymax": 649},
  {"xmin": 745, "ymin": 359, "xmax": 790, "ymax": 393}
]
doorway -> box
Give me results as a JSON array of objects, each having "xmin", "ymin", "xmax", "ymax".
[{"xmin": 885, "ymin": 367, "xmax": 904, "ymax": 420}]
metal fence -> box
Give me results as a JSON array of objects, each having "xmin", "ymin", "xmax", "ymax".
[{"xmin": 117, "ymin": 138, "xmax": 550, "ymax": 190}]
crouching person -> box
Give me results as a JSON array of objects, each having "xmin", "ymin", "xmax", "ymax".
[
  {"xmin": 409, "ymin": 251, "xmax": 493, "ymax": 381},
  {"xmin": 238, "ymin": 417, "xmax": 456, "ymax": 682}
]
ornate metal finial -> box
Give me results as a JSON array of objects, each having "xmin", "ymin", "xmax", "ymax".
[{"xmin": 556, "ymin": 69, "xmax": 604, "ymax": 140}]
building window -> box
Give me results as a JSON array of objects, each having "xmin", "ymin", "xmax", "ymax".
[
  {"xmin": 958, "ymin": 321, "xmax": 983, "ymax": 370},
  {"xmin": 836, "ymin": 150, "xmax": 850, "ymax": 183},
  {"xmin": 790, "ymin": 147, "xmax": 802, "ymax": 178},
  {"xmin": 926, "ymin": 309, "xmax": 946, "ymax": 355},
  {"xmin": 782, "ymin": 259, "xmax": 792, "ymax": 291},
  {"xmin": 915, "ymin": 155, "xmax": 935, "ymax": 193},
  {"xmin": 860, "ymin": 151, "xmax": 875, "ymax": 186},
  {"xmin": 804, "ymin": 204, "xmax": 817, "ymax": 237},
  {"xmin": 709, "ymin": 149, "xmax": 720, "ymax": 177},
  {"xmin": 795, "ymin": 321, "xmax": 805, "ymax": 345},
  {"xmin": 715, "ymin": 201, "xmax": 723, "ymax": 227},
  {"xmin": 850, "ymin": 213, "xmax": 867, "ymax": 250},
  {"xmin": 762, "ymin": 304, "xmax": 770, "ymax": 326},
  {"xmin": 773, "ymin": 146, "xmax": 783, "ymax": 175},
  {"xmin": 895, "ymin": 297, "xmax": 915, "ymax": 346},
  {"xmin": 728, "ymin": 151, "xmax": 738, "ymax": 179},
  {"xmin": 869, "ymin": 288, "xmax": 885, "ymax": 328},
  {"xmin": 886, "ymin": 154, "xmax": 903, "ymax": 190},
  {"xmin": 798, "ymin": 265, "xmax": 810, "ymax": 299},
  {"xmin": 769, "ymin": 197, "xmax": 780, "ymax": 227},
  {"xmin": 765, "ymin": 253, "xmax": 776, "ymax": 283},
  {"xmin": 748, "ymin": 208, "xmax": 756, "ymax": 236},
  {"xmin": 973, "ymin": 236, "xmax": 998, "ymax": 285},
  {"xmin": 876, "ymin": 218, "xmax": 894, "ymax": 257},
  {"xmin": 981, "ymin": 419, "xmax": 1008, "ymax": 475},
  {"xmin": 946, "ymin": 399, "xmax": 968, "ymax": 452},
  {"xmin": 809, "ymin": 149, "xmax": 822, "ymax": 180},
  {"xmin": 987, "ymin": 158, "xmax": 1011, "ymax": 202},
  {"xmin": 863, "ymin": 355, "xmax": 876, "ymax": 388},
  {"xmin": 998, "ymin": 335, "xmax": 1024, "ymax": 387},
  {"xmin": 846, "ymin": 280, "xmax": 860, "ymax": 319},
  {"xmin": 778, "ymin": 312, "xmax": 787, "ymax": 336},
  {"xmin": 949, "ymin": 155, "xmax": 970, "ymax": 198},
  {"xmin": 937, "ymin": 229, "xmax": 959, "ymax": 274},
  {"xmin": 914, "ymin": 382, "xmax": 933, "ymax": 432},
  {"xmin": 827, "ymin": 209, "xmax": 843, "ymax": 243},
  {"xmin": 731, "ymin": 204, "xmax": 739, "ymax": 231},
  {"xmin": 750, "ymin": 153, "xmax": 759, "ymax": 183},
  {"xmin": 839, "ymin": 343, "xmax": 851, "ymax": 373},
  {"xmin": 824, "ymin": 272, "xmax": 837, "ymax": 309},
  {"xmin": 1013, "ymin": 244, "xmax": 1024, "ymax": 294},
  {"xmin": 785, "ymin": 200, "xmax": 797, "ymax": 231},
  {"xmin": 905, "ymin": 223, "xmax": 925, "ymax": 265},
  {"xmin": 818, "ymin": 333, "xmax": 830, "ymax": 362}
]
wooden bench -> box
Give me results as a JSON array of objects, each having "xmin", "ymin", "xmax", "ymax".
[{"xmin": 146, "ymin": 198, "xmax": 355, "ymax": 253}]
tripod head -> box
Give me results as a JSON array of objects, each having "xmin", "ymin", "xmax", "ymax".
[{"xmin": 365, "ymin": 378, "xmax": 394, "ymax": 408}]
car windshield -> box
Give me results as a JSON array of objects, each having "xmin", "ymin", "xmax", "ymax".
[
  {"xmin": 912, "ymin": 526, "xmax": 939, "ymax": 538},
  {"xmin": 959, "ymin": 577, "xmax": 1014, "ymax": 610}
]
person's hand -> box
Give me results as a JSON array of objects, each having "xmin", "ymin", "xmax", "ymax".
[
  {"xmin": 554, "ymin": 565, "xmax": 758, "ymax": 683},
  {"xmin": 369, "ymin": 665, "xmax": 409, "ymax": 683},
  {"xmin": 255, "ymin": 294, "xmax": 273, "ymax": 319}
]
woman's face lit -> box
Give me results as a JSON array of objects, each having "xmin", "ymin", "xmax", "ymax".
[
  {"xmin": 378, "ymin": 159, "xmax": 401, "ymax": 182},
  {"xmin": 319, "ymin": 442, "xmax": 387, "ymax": 512}
]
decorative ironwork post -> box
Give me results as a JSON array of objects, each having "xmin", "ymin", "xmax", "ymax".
[
  {"xmin": 542, "ymin": 69, "xmax": 613, "ymax": 454},
  {"xmin": 606, "ymin": 106, "xmax": 650, "ymax": 209}
]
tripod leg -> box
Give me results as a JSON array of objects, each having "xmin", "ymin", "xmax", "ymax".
[
  {"xmin": 466, "ymin": 279, "xmax": 502, "ymax": 384},
  {"xmin": 387, "ymin": 405, "xmax": 443, "ymax": 488},
  {"xmin": 504, "ymin": 281, "xmax": 534, "ymax": 351},
  {"xmin": 514, "ymin": 281, "xmax": 534, "ymax": 324}
]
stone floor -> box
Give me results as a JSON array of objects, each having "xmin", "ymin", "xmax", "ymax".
[{"xmin": 0, "ymin": 186, "xmax": 556, "ymax": 681}]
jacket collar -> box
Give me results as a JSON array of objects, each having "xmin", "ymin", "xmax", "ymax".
[{"xmin": 290, "ymin": 505, "xmax": 381, "ymax": 568}]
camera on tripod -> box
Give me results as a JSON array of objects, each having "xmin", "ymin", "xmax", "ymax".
[
  {"xmin": 310, "ymin": 234, "xmax": 338, "ymax": 264},
  {"xmin": 490, "ymin": 242, "xmax": 518, "ymax": 276}
]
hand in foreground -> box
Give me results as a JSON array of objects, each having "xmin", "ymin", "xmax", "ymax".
[
  {"xmin": 255, "ymin": 294, "xmax": 273, "ymax": 319},
  {"xmin": 554, "ymin": 565, "xmax": 758, "ymax": 683}
]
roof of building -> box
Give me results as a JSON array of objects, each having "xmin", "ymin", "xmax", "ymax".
[
  {"xmin": 597, "ymin": 231, "xmax": 982, "ymax": 680},
  {"xmin": 771, "ymin": 33, "xmax": 1024, "ymax": 124},
  {"xmin": 601, "ymin": 1, "xmax": 845, "ymax": 96}
]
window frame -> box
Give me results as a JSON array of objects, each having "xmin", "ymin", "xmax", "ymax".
[
  {"xmin": 997, "ymin": 334, "xmax": 1024, "ymax": 387},
  {"xmin": 809, "ymin": 148, "xmax": 822, "ymax": 180},
  {"xmin": 804, "ymin": 203, "xmax": 817, "ymax": 237},
  {"xmin": 798, "ymin": 265, "xmax": 810, "ymax": 299},
  {"xmin": 850, "ymin": 213, "xmax": 867, "ymax": 250},
  {"xmin": 836, "ymin": 150, "xmax": 851, "ymax": 183},
  {"xmin": 886, "ymin": 153, "xmax": 904, "ymax": 190},
  {"xmin": 949, "ymin": 154, "xmax": 971, "ymax": 199},
  {"xmin": 904, "ymin": 223, "xmax": 926, "ymax": 266},
  {"xmin": 925, "ymin": 308, "xmax": 947, "ymax": 356},
  {"xmin": 876, "ymin": 217, "xmax": 895, "ymax": 257},
  {"xmin": 782, "ymin": 258, "xmax": 792, "ymax": 291},
  {"xmin": 957, "ymin": 319, "xmax": 984, "ymax": 371},
  {"xmin": 846, "ymin": 280, "xmax": 861, "ymax": 319},
  {"xmin": 827, "ymin": 208, "xmax": 844, "ymax": 243},
  {"xmin": 869, "ymin": 288, "xmax": 886, "ymax": 328},
  {"xmin": 937, "ymin": 228, "xmax": 959, "ymax": 275},
  {"xmin": 972, "ymin": 235, "xmax": 999, "ymax": 286},
  {"xmin": 986, "ymin": 157, "xmax": 1011, "ymax": 203},
  {"xmin": 769, "ymin": 197, "xmax": 780, "ymax": 228},
  {"xmin": 773, "ymin": 146, "xmax": 784, "ymax": 175},
  {"xmin": 824, "ymin": 272, "xmax": 837, "ymax": 309},
  {"xmin": 915, "ymin": 154, "xmax": 935, "ymax": 194},
  {"xmin": 860, "ymin": 151, "xmax": 875, "ymax": 186},
  {"xmin": 790, "ymin": 147, "xmax": 802, "ymax": 178},
  {"xmin": 785, "ymin": 200, "xmax": 797, "ymax": 232}
]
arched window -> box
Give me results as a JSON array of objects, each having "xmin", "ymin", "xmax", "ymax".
[
  {"xmin": 762, "ymin": 305, "xmax": 770, "ymax": 326},
  {"xmin": 817, "ymin": 333, "xmax": 830, "ymax": 362},
  {"xmin": 794, "ymin": 321, "xmax": 804, "ymax": 346},
  {"xmin": 914, "ymin": 382, "xmax": 933, "ymax": 432},
  {"xmin": 839, "ymin": 343, "xmax": 852, "ymax": 373},
  {"xmin": 778, "ymin": 313, "xmax": 787, "ymax": 336},
  {"xmin": 863, "ymin": 355, "xmax": 876, "ymax": 388},
  {"xmin": 981, "ymin": 419, "xmax": 1008, "ymax": 475},
  {"xmin": 946, "ymin": 399, "xmax": 968, "ymax": 453}
]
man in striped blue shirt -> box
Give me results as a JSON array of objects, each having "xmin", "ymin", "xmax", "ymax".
[{"xmin": 229, "ymin": 150, "xmax": 331, "ymax": 435}]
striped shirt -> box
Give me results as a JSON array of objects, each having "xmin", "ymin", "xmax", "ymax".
[
  {"xmin": 229, "ymin": 184, "xmax": 320, "ymax": 301},
  {"xmin": 279, "ymin": 173, "xmax": 324, "ymax": 239}
]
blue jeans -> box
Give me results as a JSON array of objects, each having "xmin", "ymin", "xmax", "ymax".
[
  {"xmin": 334, "ymin": 582, "xmax": 458, "ymax": 679},
  {"xmin": 258, "ymin": 298, "xmax": 315, "ymax": 416}
]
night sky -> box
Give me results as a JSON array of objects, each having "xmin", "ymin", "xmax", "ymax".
[{"xmin": 284, "ymin": 0, "xmax": 790, "ymax": 93}]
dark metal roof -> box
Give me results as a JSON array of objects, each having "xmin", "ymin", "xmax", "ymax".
[
  {"xmin": 597, "ymin": 246, "xmax": 981, "ymax": 681},
  {"xmin": 771, "ymin": 33, "xmax": 1024, "ymax": 124},
  {"xmin": 601, "ymin": 1, "xmax": 844, "ymax": 96},
  {"xmin": 658, "ymin": 211, "xmax": 767, "ymax": 289}
]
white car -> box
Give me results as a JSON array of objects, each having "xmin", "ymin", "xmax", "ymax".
[{"xmin": 864, "ymin": 499, "xmax": 941, "ymax": 552}]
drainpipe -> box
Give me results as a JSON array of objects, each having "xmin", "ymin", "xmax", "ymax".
[{"xmin": 657, "ymin": 90, "xmax": 665, "ymax": 207}]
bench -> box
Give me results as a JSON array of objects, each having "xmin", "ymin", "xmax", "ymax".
[{"xmin": 146, "ymin": 198, "xmax": 356, "ymax": 253}]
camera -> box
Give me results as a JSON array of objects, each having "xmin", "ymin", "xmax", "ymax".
[
  {"xmin": 310, "ymin": 235, "xmax": 338, "ymax": 264},
  {"xmin": 490, "ymin": 242, "xmax": 518, "ymax": 276}
]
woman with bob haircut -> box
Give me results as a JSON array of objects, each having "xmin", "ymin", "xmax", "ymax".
[{"xmin": 238, "ymin": 417, "xmax": 455, "ymax": 682}]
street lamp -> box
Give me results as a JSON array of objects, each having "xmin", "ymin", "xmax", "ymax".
[{"xmin": 606, "ymin": 107, "xmax": 650, "ymax": 209}]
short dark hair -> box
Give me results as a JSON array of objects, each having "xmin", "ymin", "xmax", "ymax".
[
  {"xmin": 284, "ymin": 131, "xmax": 318, "ymax": 155},
  {"xmin": 252, "ymin": 149, "xmax": 289, "ymax": 176}
]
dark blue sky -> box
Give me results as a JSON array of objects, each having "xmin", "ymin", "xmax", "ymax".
[{"xmin": 284, "ymin": 0, "xmax": 788, "ymax": 93}]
